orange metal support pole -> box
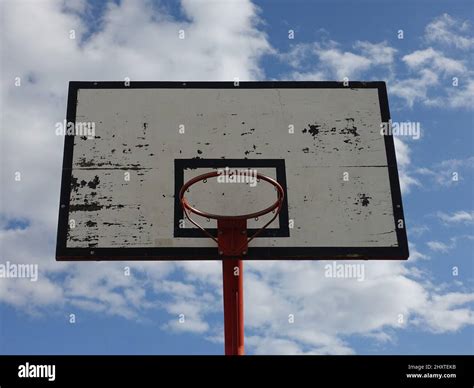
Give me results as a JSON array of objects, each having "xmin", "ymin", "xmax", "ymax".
[{"xmin": 218, "ymin": 219, "xmax": 246, "ymax": 356}]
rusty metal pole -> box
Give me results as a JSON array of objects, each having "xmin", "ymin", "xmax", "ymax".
[{"xmin": 218, "ymin": 219, "xmax": 246, "ymax": 356}]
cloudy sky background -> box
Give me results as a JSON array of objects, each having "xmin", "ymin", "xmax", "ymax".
[{"xmin": 0, "ymin": 0, "xmax": 473, "ymax": 354}]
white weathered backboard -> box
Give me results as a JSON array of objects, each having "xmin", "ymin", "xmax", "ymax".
[{"xmin": 56, "ymin": 81, "xmax": 408, "ymax": 260}]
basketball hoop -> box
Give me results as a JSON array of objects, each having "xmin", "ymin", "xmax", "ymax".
[
  {"xmin": 179, "ymin": 170, "xmax": 285, "ymax": 246},
  {"xmin": 179, "ymin": 170, "xmax": 285, "ymax": 356}
]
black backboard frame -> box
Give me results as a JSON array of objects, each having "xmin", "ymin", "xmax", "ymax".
[{"xmin": 56, "ymin": 81, "xmax": 409, "ymax": 261}]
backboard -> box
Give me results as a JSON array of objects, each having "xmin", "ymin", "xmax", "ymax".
[{"xmin": 56, "ymin": 81, "xmax": 408, "ymax": 261}]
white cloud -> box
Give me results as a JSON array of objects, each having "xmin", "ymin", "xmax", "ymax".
[
  {"xmin": 410, "ymin": 225, "xmax": 430, "ymax": 237},
  {"xmin": 160, "ymin": 298, "xmax": 213, "ymax": 334},
  {"xmin": 246, "ymin": 336, "xmax": 317, "ymax": 355},
  {"xmin": 427, "ymin": 241, "xmax": 452, "ymax": 253},
  {"xmin": 354, "ymin": 41, "xmax": 397, "ymax": 66},
  {"xmin": 288, "ymin": 70, "xmax": 328, "ymax": 81},
  {"xmin": 391, "ymin": 14, "xmax": 474, "ymax": 109},
  {"xmin": 393, "ymin": 66, "xmax": 473, "ymax": 110},
  {"xmin": 0, "ymin": 224, "xmax": 67, "ymax": 313},
  {"xmin": 390, "ymin": 68, "xmax": 439, "ymax": 108},
  {"xmin": 416, "ymin": 156, "xmax": 474, "ymax": 187},
  {"xmin": 439, "ymin": 157, "xmax": 474, "ymax": 170},
  {"xmin": 425, "ymin": 13, "xmax": 474, "ymax": 50},
  {"xmin": 243, "ymin": 259, "xmax": 473, "ymax": 354},
  {"xmin": 426, "ymin": 235, "xmax": 473, "ymax": 255},
  {"xmin": 408, "ymin": 244, "xmax": 430, "ymax": 262},
  {"xmin": 393, "ymin": 138, "xmax": 420, "ymax": 194},
  {"xmin": 317, "ymin": 48, "xmax": 371, "ymax": 80},
  {"xmin": 437, "ymin": 211, "xmax": 474, "ymax": 224},
  {"xmin": 446, "ymin": 79, "xmax": 474, "ymax": 109},
  {"xmin": 416, "ymin": 293, "xmax": 474, "ymax": 332},
  {"xmin": 176, "ymin": 261, "xmax": 221, "ymax": 288},
  {"xmin": 402, "ymin": 48, "xmax": 466, "ymax": 75},
  {"xmin": 283, "ymin": 40, "xmax": 396, "ymax": 81},
  {"xmin": 154, "ymin": 278, "xmax": 221, "ymax": 334}
]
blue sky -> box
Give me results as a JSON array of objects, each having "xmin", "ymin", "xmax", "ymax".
[{"xmin": 0, "ymin": 0, "xmax": 473, "ymax": 355}]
